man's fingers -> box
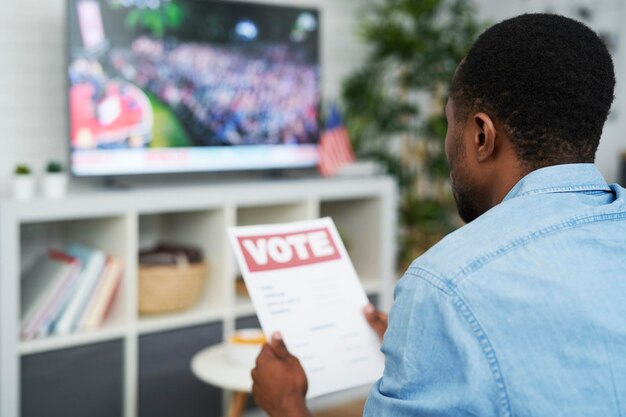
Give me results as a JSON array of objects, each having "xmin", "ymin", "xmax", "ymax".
[
  {"xmin": 364, "ymin": 303, "xmax": 375, "ymax": 314},
  {"xmin": 256, "ymin": 343, "xmax": 273, "ymax": 366},
  {"xmin": 364, "ymin": 304, "xmax": 381, "ymax": 323},
  {"xmin": 256, "ymin": 336, "xmax": 291, "ymax": 364},
  {"xmin": 364, "ymin": 304, "xmax": 388, "ymax": 321},
  {"xmin": 364, "ymin": 304, "xmax": 388, "ymax": 342},
  {"xmin": 269, "ymin": 332, "xmax": 291, "ymax": 359},
  {"xmin": 364, "ymin": 303, "xmax": 380, "ymax": 320}
]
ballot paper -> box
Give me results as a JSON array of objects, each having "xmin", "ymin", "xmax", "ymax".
[{"xmin": 228, "ymin": 217, "xmax": 385, "ymax": 398}]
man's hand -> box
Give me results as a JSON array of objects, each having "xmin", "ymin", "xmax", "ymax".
[
  {"xmin": 251, "ymin": 332, "xmax": 312, "ymax": 417},
  {"xmin": 364, "ymin": 303, "xmax": 388, "ymax": 342}
]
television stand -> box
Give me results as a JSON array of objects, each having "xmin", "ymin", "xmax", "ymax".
[{"xmin": 0, "ymin": 176, "xmax": 397, "ymax": 417}]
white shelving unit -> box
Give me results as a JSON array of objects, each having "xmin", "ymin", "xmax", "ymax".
[{"xmin": 0, "ymin": 176, "xmax": 397, "ymax": 417}]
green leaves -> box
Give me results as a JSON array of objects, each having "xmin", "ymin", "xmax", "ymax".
[
  {"xmin": 342, "ymin": 66, "xmax": 418, "ymax": 154},
  {"xmin": 14, "ymin": 164, "xmax": 31, "ymax": 175},
  {"xmin": 340, "ymin": 0, "xmax": 483, "ymax": 268},
  {"xmin": 46, "ymin": 161, "xmax": 64, "ymax": 173},
  {"xmin": 359, "ymin": 0, "xmax": 477, "ymax": 85}
]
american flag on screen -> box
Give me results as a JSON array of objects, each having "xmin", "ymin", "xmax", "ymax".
[{"xmin": 317, "ymin": 105, "xmax": 355, "ymax": 176}]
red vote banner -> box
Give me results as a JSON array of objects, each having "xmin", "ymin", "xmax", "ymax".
[{"xmin": 237, "ymin": 227, "xmax": 342, "ymax": 272}]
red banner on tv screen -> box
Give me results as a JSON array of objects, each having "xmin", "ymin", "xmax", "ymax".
[{"xmin": 237, "ymin": 227, "xmax": 341, "ymax": 272}]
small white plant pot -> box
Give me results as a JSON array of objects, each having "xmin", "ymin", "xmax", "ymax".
[
  {"xmin": 42, "ymin": 173, "xmax": 69, "ymax": 199},
  {"xmin": 13, "ymin": 176, "xmax": 36, "ymax": 201}
]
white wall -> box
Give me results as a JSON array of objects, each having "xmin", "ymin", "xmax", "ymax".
[
  {"xmin": 0, "ymin": 0, "xmax": 371, "ymax": 195},
  {"xmin": 1, "ymin": 0, "xmax": 624, "ymax": 195}
]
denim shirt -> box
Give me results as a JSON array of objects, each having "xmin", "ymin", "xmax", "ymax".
[{"xmin": 364, "ymin": 164, "xmax": 626, "ymax": 417}]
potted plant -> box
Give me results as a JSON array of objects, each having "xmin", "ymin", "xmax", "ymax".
[
  {"xmin": 13, "ymin": 164, "xmax": 35, "ymax": 201},
  {"xmin": 42, "ymin": 161, "xmax": 69, "ymax": 199},
  {"xmin": 341, "ymin": 0, "xmax": 484, "ymax": 269}
]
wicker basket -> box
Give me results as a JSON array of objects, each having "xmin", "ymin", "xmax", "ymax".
[{"xmin": 138, "ymin": 261, "xmax": 207, "ymax": 314}]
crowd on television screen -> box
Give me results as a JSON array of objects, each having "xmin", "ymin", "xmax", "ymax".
[{"xmin": 108, "ymin": 36, "xmax": 320, "ymax": 147}]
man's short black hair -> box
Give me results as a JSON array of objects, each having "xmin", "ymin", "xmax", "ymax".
[{"xmin": 451, "ymin": 13, "xmax": 615, "ymax": 170}]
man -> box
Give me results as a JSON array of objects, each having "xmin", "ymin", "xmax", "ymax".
[{"xmin": 251, "ymin": 13, "xmax": 626, "ymax": 416}]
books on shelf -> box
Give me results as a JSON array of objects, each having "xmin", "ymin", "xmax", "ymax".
[
  {"xmin": 20, "ymin": 245, "xmax": 123, "ymax": 340},
  {"xmin": 20, "ymin": 251, "xmax": 82, "ymax": 340},
  {"xmin": 79, "ymin": 256, "xmax": 123, "ymax": 331},
  {"xmin": 54, "ymin": 245, "xmax": 107, "ymax": 335}
]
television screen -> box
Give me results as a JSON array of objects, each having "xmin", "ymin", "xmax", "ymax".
[{"xmin": 67, "ymin": 0, "xmax": 320, "ymax": 176}]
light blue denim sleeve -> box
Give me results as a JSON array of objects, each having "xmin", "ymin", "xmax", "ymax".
[{"xmin": 363, "ymin": 268, "xmax": 506, "ymax": 417}]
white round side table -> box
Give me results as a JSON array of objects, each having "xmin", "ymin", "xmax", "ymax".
[{"xmin": 191, "ymin": 343, "xmax": 253, "ymax": 417}]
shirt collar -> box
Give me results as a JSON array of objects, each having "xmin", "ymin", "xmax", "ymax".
[{"xmin": 503, "ymin": 163, "xmax": 611, "ymax": 202}]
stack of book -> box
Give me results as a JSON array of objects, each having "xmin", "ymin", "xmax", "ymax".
[{"xmin": 20, "ymin": 244, "xmax": 123, "ymax": 340}]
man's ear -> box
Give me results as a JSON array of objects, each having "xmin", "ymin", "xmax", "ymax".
[{"xmin": 472, "ymin": 112, "xmax": 496, "ymax": 162}]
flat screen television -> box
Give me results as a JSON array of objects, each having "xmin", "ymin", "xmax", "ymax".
[{"xmin": 67, "ymin": 0, "xmax": 320, "ymax": 176}]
